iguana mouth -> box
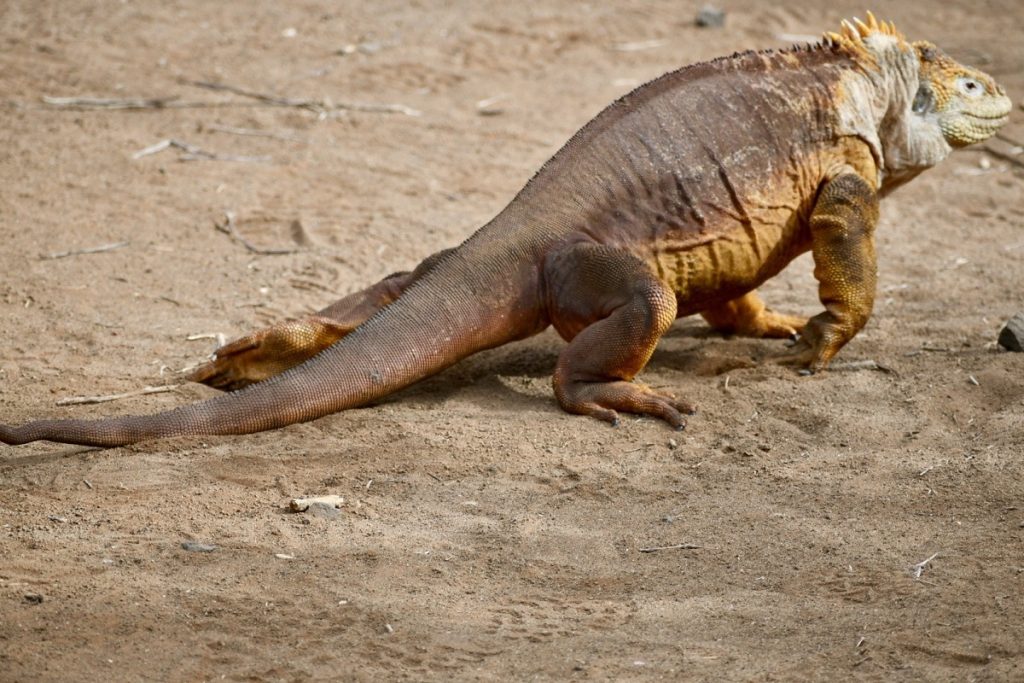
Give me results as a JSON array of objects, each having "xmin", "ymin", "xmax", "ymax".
[{"xmin": 964, "ymin": 111, "xmax": 1011, "ymax": 123}]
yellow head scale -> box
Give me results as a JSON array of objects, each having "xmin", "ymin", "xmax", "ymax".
[{"xmin": 911, "ymin": 41, "xmax": 1012, "ymax": 147}]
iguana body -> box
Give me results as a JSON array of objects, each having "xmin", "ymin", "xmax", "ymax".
[{"xmin": 0, "ymin": 15, "xmax": 1011, "ymax": 447}]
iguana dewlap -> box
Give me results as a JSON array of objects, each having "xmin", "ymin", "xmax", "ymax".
[{"xmin": 0, "ymin": 14, "xmax": 1012, "ymax": 447}]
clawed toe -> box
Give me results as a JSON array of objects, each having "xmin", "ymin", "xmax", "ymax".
[
  {"xmin": 187, "ymin": 317, "xmax": 354, "ymax": 391},
  {"xmin": 558, "ymin": 380, "xmax": 695, "ymax": 430}
]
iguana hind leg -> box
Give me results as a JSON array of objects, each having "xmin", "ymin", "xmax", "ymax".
[
  {"xmin": 190, "ymin": 248, "xmax": 453, "ymax": 390},
  {"xmin": 701, "ymin": 291, "xmax": 806, "ymax": 339},
  {"xmin": 546, "ymin": 243, "xmax": 693, "ymax": 428},
  {"xmin": 778, "ymin": 171, "xmax": 879, "ymax": 372}
]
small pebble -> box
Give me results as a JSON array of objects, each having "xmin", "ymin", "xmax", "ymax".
[
  {"xmin": 306, "ymin": 502, "xmax": 341, "ymax": 519},
  {"xmin": 695, "ymin": 5, "xmax": 726, "ymax": 28},
  {"xmin": 24, "ymin": 593, "xmax": 44, "ymax": 604},
  {"xmin": 667, "ymin": 438, "xmax": 678, "ymax": 450},
  {"xmin": 181, "ymin": 541, "xmax": 218, "ymax": 553}
]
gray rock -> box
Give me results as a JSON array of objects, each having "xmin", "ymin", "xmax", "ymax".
[
  {"xmin": 181, "ymin": 541, "xmax": 218, "ymax": 553},
  {"xmin": 998, "ymin": 312, "xmax": 1024, "ymax": 352},
  {"xmin": 306, "ymin": 501, "xmax": 342, "ymax": 519},
  {"xmin": 696, "ymin": 5, "xmax": 726, "ymax": 28}
]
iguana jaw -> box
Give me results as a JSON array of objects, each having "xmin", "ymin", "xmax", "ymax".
[{"xmin": 942, "ymin": 111, "xmax": 1010, "ymax": 146}]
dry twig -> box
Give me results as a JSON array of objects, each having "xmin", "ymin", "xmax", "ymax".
[
  {"xmin": 185, "ymin": 79, "xmax": 421, "ymax": 117},
  {"xmin": 639, "ymin": 543, "xmax": 701, "ymax": 553},
  {"xmin": 56, "ymin": 384, "xmax": 180, "ymax": 407},
  {"xmin": 42, "ymin": 90, "xmax": 419, "ymax": 117},
  {"xmin": 610, "ymin": 39, "xmax": 667, "ymax": 52},
  {"xmin": 203, "ymin": 123, "xmax": 307, "ymax": 143},
  {"xmin": 912, "ymin": 552, "xmax": 939, "ymax": 579},
  {"xmin": 43, "ymin": 95, "xmax": 183, "ymax": 110},
  {"xmin": 995, "ymin": 131, "xmax": 1024, "ymax": 149},
  {"xmin": 982, "ymin": 145, "xmax": 1024, "ymax": 170},
  {"xmin": 42, "ymin": 241, "xmax": 129, "ymax": 260},
  {"xmin": 132, "ymin": 138, "xmax": 270, "ymax": 163},
  {"xmin": 829, "ymin": 359, "xmax": 895, "ymax": 374}
]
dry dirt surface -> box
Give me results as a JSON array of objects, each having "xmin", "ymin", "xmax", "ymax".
[{"xmin": 2, "ymin": 1, "xmax": 1023, "ymax": 680}]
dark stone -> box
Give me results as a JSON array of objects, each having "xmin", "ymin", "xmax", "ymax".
[{"xmin": 998, "ymin": 312, "xmax": 1024, "ymax": 352}]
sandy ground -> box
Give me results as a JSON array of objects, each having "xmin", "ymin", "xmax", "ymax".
[{"xmin": 1, "ymin": 1, "xmax": 1023, "ymax": 680}]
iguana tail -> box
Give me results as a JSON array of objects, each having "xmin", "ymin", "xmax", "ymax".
[{"xmin": 0, "ymin": 243, "xmax": 545, "ymax": 447}]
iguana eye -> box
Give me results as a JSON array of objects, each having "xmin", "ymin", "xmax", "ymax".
[{"xmin": 957, "ymin": 77, "xmax": 985, "ymax": 98}]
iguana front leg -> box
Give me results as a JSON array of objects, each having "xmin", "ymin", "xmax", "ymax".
[
  {"xmin": 781, "ymin": 171, "xmax": 879, "ymax": 372},
  {"xmin": 190, "ymin": 249, "xmax": 453, "ymax": 390},
  {"xmin": 701, "ymin": 291, "xmax": 807, "ymax": 338},
  {"xmin": 546, "ymin": 242, "xmax": 694, "ymax": 428}
]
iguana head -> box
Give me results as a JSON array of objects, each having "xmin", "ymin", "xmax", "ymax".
[
  {"xmin": 825, "ymin": 13, "xmax": 1011, "ymax": 189},
  {"xmin": 910, "ymin": 41, "xmax": 1012, "ymax": 148}
]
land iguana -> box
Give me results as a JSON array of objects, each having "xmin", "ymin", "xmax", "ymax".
[{"xmin": 0, "ymin": 14, "xmax": 1011, "ymax": 447}]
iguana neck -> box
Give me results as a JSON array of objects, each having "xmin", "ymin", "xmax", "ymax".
[{"xmin": 833, "ymin": 32, "xmax": 951, "ymax": 194}]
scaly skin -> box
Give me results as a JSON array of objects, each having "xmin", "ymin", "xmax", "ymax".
[{"xmin": 0, "ymin": 14, "xmax": 1011, "ymax": 447}]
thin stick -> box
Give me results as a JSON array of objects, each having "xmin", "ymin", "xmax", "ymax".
[
  {"xmin": 43, "ymin": 95, "xmax": 181, "ymax": 110},
  {"xmin": 42, "ymin": 92, "xmax": 420, "ymax": 117},
  {"xmin": 610, "ymin": 39, "xmax": 667, "ymax": 52},
  {"xmin": 920, "ymin": 344, "xmax": 953, "ymax": 353},
  {"xmin": 204, "ymin": 123, "xmax": 307, "ymax": 143},
  {"xmin": 131, "ymin": 139, "xmax": 173, "ymax": 159},
  {"xmin": 133, "ymin": 138, "xmax": 271, "ymax": 163},
  {"xmin": 56, "ymin": 384, "xmax": 180, "ymax": 407},
  {"xmin": 829, "ymin": 359, "xmax": 895, "ymax": 374},
  {"xmin": 42, "ymin": 241, "xmax": 129, "ymax": 260},
  {"xmin": 912, "ymin": 552, "xmax": 939, "ymax": 579},
  {"xmin": 185, "ymin": 80, "xmax": 421, "ymax": 117},
  {"xmin": 995, "ymin": 131, "xmax": 1024, "ymax": 149},
  {"xmin": 638, "ymin": 543, "xmax": 701, "ymax": 553},
  {"xmin": 983, "ymin": 145, "xmax": 1024, "ymax": 170},
  {"xmin": 42, "ymin": 95, "xmax": 263, "ymax": 111},
  {"xmin": 215, "ymin": 211, "xmax": 298, "ymax": 256}
]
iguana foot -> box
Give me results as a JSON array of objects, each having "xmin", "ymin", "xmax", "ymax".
[
  {"xmin": 751, "ymin": 310, "xmax": 808, "ymax": 338},
  {"xmin": 189, "ymin": 316, "xmax": 353, "ymax": 390},
  {"xmin": 558, "ymin": 380, "xmax": 695, "ymax": 429},
  {"xmin": 701, "ymin": 291, "xmax": 806, "ymax": 339},
  {"xmin": 773, "ymin": 311, "xmax": 851, "ymax": 373}
]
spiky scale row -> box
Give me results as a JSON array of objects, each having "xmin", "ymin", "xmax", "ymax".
[{"xmin": 824, "ymin": 11, "xmax": 905, "ymax": 48}]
